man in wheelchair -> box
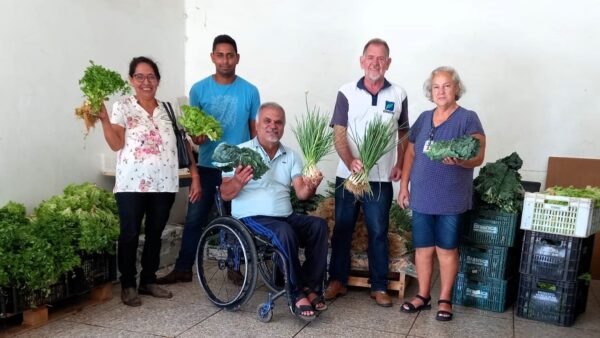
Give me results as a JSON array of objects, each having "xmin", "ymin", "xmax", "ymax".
[{"xmin": 220, "ymin": 102, "xmax": 328, "ymax": 321}]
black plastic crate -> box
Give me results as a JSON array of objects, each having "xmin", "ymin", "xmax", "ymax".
[
  {"xmin": 68, "ymin": 252, "xmax": 117, "ymax": 296},
  {"xmin": 516, "ymin": 273, "xmax": 589, "ymax": 326},
  {"xmin": 452, "ymin": 273, "xmax": 516, "ymax": 312},
  {"xmin": 459, "ymin": 244, "xmax": 519, "ymax": 280},
  {"xmin": 519, "ymin": 231, "xmax": 594, "ymax": 282},
  {"xmin": 0, "ymin": 277, "xmax": 69, "ymax": 318},
  {"xmin": 464, "ymin": 207, "xmax": 521, "ymax": 247}
]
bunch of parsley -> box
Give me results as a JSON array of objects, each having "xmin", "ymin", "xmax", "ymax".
[{"xmin": 78, "ymin": 61, "xmax": 130, "ymax": 115}]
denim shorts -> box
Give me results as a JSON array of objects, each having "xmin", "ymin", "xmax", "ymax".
[{"xmin": 411, "ymin": 211, "xmax": 464, "ymax": 249}]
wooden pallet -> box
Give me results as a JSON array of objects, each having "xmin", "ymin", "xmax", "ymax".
[{"xmin": 347, "ymin": 271, "xmax": 410, "ymax": 300}]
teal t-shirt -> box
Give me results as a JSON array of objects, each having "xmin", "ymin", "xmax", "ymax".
[{"xmin": 189, "ymin": 75, "xmax": 260, "ymax": 168}]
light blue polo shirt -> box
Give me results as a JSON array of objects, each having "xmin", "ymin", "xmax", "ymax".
[{"xmin": 223, "ymin": 138, "xmax": 303, "ymax": 219}]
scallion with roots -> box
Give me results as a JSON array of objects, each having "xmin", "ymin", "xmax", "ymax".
[
  {"xmin": 344, "ymin": 115, "xmax": 402, "ymax": 197},
  {"xmin": 292, "ymin": 94, "xmax": 334, "ymax": 178}
]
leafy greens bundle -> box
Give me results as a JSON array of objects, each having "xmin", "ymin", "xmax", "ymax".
[
  {"xmin": 178, "ymin": 105, "xmax": 223, "ymax": 140},
  {"xmin": 212, "ymin": 143, "xmax": 269, "ymax": 180},
  {"xmin": 75, "ymin": 61, "xmax": 130, "ymax": 132},
  {"xmin": 546, "ymin": 186, "xmax": 600, "ymax": 208},
  {"xmin": 426, "ymin": 135, "xmax": 480, "ymax": 161},
  {"xmin": 473, "ymin": 152, "xmax": 524, "ymax": 213}
]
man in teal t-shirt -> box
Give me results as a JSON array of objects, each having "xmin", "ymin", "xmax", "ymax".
[{"xmin": 157, "ymin": 34, "xmax": 260, "ymax": 284}]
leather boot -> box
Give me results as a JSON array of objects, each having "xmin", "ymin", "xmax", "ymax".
[
  {"xmin": 139, "ymin": 284, "xmax": 173, "ymax": 298},
  {"xmin": 323, "ymin": 280, "xmax": 347, "ymax": 301},
  {"xmin": 121, "ymin": 287, "xmax": 142, "ymax": 307},
  {"xmin": 156, "ymin": 269, "xmax": 192, "ymax": 284}
]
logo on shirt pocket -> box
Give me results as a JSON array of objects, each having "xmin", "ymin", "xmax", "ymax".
[{"xmin": 384, "ymin": 101, "xmax": 395, "ymax": 113}]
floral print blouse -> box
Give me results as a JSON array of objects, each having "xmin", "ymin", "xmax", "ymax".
[{"xmin": 110, "ymin": 96, "xmax": 179, "ymax": 193}]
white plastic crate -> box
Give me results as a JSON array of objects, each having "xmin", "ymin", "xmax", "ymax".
[{"xmin": 520, "ymin": 192, "xmax": 600, "ymax": 237}]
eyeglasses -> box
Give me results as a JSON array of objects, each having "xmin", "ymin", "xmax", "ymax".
[{"xmin": 132, "ymin": 73, "xmax": 158, "ymax": 82}]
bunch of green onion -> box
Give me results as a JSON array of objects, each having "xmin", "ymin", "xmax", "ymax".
[
  {"xmin": 292, "ymin": 96, "xmax": 334, "ymax": 178},
  {"xmin": 345, "ymin": 115, "xmax": 399, "ymax": 197}
]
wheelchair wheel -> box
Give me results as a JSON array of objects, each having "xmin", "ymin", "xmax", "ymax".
[
  {"xmin": 195, "ymin": 217, "xmax": 257, "ymax": 309},
  {"xmin": 257, "ymin": 247, "xmax": 286, "ymax": 293},
  {"xmin": 256, "ymin": 303, "xmax": 273, "ymax": 323}
]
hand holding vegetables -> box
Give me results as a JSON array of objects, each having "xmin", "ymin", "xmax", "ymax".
[
  {"xmin": 212, "ymin": 143, "xmax": 269, "ymax": 180},
  {"xmin": 425, "ymin": 135, "xmax": 480, "ymax": 161},
  {"xmin": 178, "ymin": 105, "xmax": 223, "ymax": 140},
  {"xmin": 292, "ymin": 94, "xmax": 334, "ymax": 179},
  {"xmin": 75, "ymin": 61, "xmax": 130, "ymax": 132}
]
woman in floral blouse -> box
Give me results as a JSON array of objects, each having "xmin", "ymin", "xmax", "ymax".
[{"xmin": 99, "ymin": 56, "xmax": 201, "ymax": 307}]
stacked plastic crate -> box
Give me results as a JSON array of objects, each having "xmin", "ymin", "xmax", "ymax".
[
  {"xmin": 517, "ymin": 192, "xmax": 599, "ymax": 326},
  {"xmin": 452, "ymin": 204, "xmax": 522, "ymax": 312}
]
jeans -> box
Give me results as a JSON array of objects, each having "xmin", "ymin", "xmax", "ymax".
[
  {"xmin": 411, "ymin": 211, "xmax": 464, "ymax": 249},
  {"xmin": 175, "ymin": 167, "xmax": 223, "ymax": 271},
  {"xmin": 329, "ymin": 176, "xmax": 392, "ymax": 291},
  {"xmin": 115, "ymin": 192, "xmax": 176, "ymax": 288},
  {"xmin": 244, "ymin": 214, "xmax": 328, "ymax": 300}
]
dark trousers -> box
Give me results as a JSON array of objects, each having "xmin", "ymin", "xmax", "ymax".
[
  {"xmin": 115, "ymin": 192, "xmax": 175, "ymax": 288},
  {"xmin": 175, "ymin": 167, "xmax": 224, "ymax": 271},
  {"xmin": 247, "ymin": 214, "xmax": 328, "ymax": 300},
  {"xmin": 329, "ymin": 176, "xmax": 392, "ymax": 291}
]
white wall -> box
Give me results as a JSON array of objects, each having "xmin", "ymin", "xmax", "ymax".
[
  {"xmin": 2, "ymin": 0, "xmax": 599, "ymax": 211},
  {"xmin": 185, "ymin": 0, "xmax": 600, "ymax": 191},
  {"xmin": 0, "ymin": 0, "xmax": 186, "ymax": 211}
]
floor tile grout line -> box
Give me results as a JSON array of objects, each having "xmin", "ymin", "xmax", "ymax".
[{"xmin": 173, "ymin": 308, "xmax": 224, "ymax": 337}]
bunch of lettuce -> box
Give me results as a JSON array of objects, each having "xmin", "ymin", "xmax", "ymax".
[
  {"xmin": 473, "ymin": 152, "xmax": 524, "ymax": 213},
  {"xmin": 212, "ymin": 143, "xmax": 269, "ymax": 180},
  {"xmin": 34, "ymin": 183, "xmax": 119, "ymax": 254},
  {"xmin": 0, "ymin": 202, "xmax": 71, "ymax": 294},
  {"xmin": 178, "ymin": 105, "xmax": 223, "ymax": 140},
  {"xmin": 426, "ymin": 135, "xmax": 480, "ymax": 161},
  {"xmin": 546, "ymin": 186, "xmax": 600, "ymax": 208}
]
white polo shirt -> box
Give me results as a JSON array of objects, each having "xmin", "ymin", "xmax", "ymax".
[
  {"xmin": 222, "ymin": 138, "xmax": 303, "ymax": 219},
  {"xmin": 330, "ymin": 77, "xmax": 409, "ymax": 182}
]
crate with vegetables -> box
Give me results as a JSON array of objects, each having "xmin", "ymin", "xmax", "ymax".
[
  {"xmin": 465, "ymin": 152, "xmax": 525, "ymax": 247},
  {"xmin": 516, "ymin": 273, "xmax": 590, "ymax": 326},
  {"xmin": 520, "ymin": 186, "xmax": 600, "ymax": 237},
  {"xmin": 453, "ymin": 152, "xmax": 526, "ymax": 312},
  {"xmin": 0, "ymin": 183, "xmax": 119, "ymax": 318},
  {"xmin": 519, "ymin": 230, "xmax": 595, "ymax": 282}
]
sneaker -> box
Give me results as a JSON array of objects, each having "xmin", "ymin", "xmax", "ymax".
[
  {"xmin": 156, "ymin": 270, "xmax": 192, "ymax": 284},
  {"xmin": 138, "ymin": 284, "xmax": 173, "ymax": 298},
  {"xmin": 121, "ymin": 287, "xmax": 142, "ymax": 307}
]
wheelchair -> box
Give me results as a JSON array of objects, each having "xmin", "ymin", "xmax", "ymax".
[{"xmin": 194, "ymin": 188, "xmax": 293, "ymax": 322}]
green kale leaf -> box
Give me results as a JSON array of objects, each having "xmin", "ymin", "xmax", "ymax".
[
  {"xmin": 212, "ymin": 143, "xmax": 269, "ymax": 180},
  {"xmin": 426, "ymin": 135, "xmax": 480, "ymax": 161},
  {"xmin": 473, "ymin": 152, "xmax": 524, "ymax": 212}
]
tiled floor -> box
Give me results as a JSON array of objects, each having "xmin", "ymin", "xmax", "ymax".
[{"xmin": 2, "ymin": 270, "xmax": 600, "ymax": 338}]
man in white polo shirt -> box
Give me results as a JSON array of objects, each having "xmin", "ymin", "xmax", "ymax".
[
  {"xmin": 325, "ymin": 38, "xmax": 410, "ymax": 307},
  {"xmin": 220, "ymin": 102, "xmax": 328, "ymax": 321}
]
